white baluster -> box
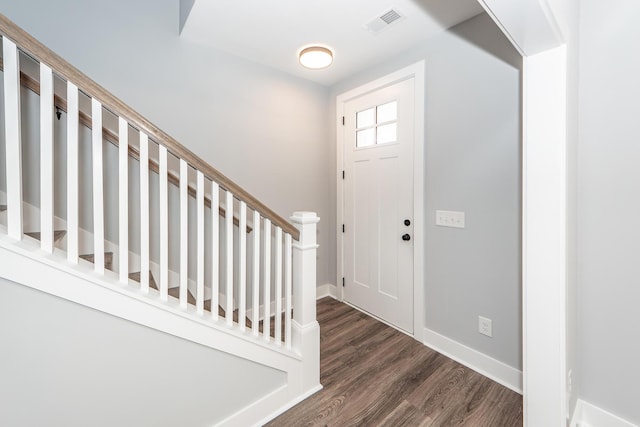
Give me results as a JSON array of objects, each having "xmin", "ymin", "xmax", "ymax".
[
  {"xmin": 252, "ymin": 211, "xmax": 261, "ymax": 336},
  {"xmin": 118, "ymin": 118, "xmax": 129, "ymax": 283},
  {"xmin": 66, "ymin": 82, "xmax": 79, "ymax": 263},
  {"xmin": 285, "ymin": 233, "xmax": 292, "ymax": 349},
  {"xmin": 275, "ymin": 227, "xmax": 283, "ymax": 345},
  {"xmin": 139, "ymin": 133, "xmax": 150, "ymax": 292},
  {"xmin": 225, "ymin": 190, "xmax": 234, "ymax": 326},
  {"xmin": 180, "ymin": 159, "xmax": 188, "ymax": 309},
  {"xmin": 39, "ymin": 63, "xmax": 54, "ymax": 253},
  {"xmin": 211, "ymin": 182, "xmax": 220, "ymax": 321},
  {"xmin": 3, "ymin": 38, "xmax": 23, "ymax": 240},
  {"xmin": 263, "ymin": 219, "xmax": 271, "ymax": 341},
  {"xmin": 196, "ymin": 171, "xmax": 205, "ymax": 315},
  {"xmin": 238, "ymin": 201, "xmax": 247, "ymax": 331},
  {"xmin": 159, "ymin": 145, "xmax": 169, "ymax": 300},
  {"xmin": 91, "ymin": 99, "xmax": 105, "ymax": 274}
]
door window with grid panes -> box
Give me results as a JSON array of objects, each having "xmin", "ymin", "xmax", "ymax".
[{"xmin": 355, "ymin": 101, "xmax": 397, "ymax": 148}]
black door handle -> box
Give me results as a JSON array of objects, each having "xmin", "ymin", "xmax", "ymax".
[{"xmin": 402, "ymin": 234, "xmax": 411, "ymax": 241}]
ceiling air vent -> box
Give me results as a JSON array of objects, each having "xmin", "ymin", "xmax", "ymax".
[{"xmin": 365, "ymin": 8, "xmax": 405, "ymax": 34}]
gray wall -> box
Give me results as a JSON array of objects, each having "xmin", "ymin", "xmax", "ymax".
[
  {"xmin": 0, "ymin": 0, "xmax": 332, "ymax": 287},
  {"xmin": 330, "ymin": 13, "xmax": 522, "ymax": 369},
  {"xmin": 0, "ymin": 278, "xmax": 285, "ymax": 427},
  {"xmin": 578, "ymin": 0, "xmax": 640, "ymax": 423}
]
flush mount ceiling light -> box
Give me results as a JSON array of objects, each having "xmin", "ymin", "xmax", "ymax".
[{"xmin": 299, "ymin": 46, "xmax": 333, "ymax": 70}]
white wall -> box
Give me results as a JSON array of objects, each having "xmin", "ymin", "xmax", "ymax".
[
  {"xmin": 578, "ymin": 0, "xmax": 640, "ymax": 424},
  {"xmin": 330, "ymin": 13, "xmax": 522, "ymax": 370},
  {"xmin": 0, "ymin": 277, "xmax": 285, "ymax": 427},
  {"xmin": 0, "ymin": 0, "xmax": 332, "ymax": 288}
]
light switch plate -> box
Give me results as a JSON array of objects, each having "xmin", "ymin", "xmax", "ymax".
[{"xmin": 436, "ymin": 210, "xmax": 465, "ymax": 228}]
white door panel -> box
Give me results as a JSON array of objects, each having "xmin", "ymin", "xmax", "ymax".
[{"xmin": 343, "ymin": 78, "xmax": 415, "ymax": 333}]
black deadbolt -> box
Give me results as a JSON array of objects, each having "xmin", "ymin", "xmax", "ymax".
[
  {"xmin": 402, "ymin": 234, "xmax": 411, "ymax": 241},
  {"xmin": 404, "ymin": 219, "xmax": 411, "ymax": 226}
]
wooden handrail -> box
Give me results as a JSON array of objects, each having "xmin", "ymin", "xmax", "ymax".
[
  {"xmin": 0, "ymin": 56, "xmax": 251, "ymax": 233},
  {"xmin": 0, "ymin": 14, "xmax": 299, "ymax": 240}
]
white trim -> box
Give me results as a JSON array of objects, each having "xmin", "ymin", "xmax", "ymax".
[
  {"xmin": 316, "ymin": 283, "xmax": 338, "ymax": 300},
  {"xmin": 243, "ymin": 384, "xmax": 323, "ymax": 427},
  {"xmin": 344, "ymin": 300, "xmax": 414, "ymax": 338},
  {"xmin": 522, "ymin": 45, "xmax": 568, "ymax": 425},
  {"xmin": 335, "ymin": 60, "xmax": 426, "ymax": 339},
  {"xmin": 571, "ymin": 400, "xmax": 639, "ymax": 427},
  {"xmin": 476, "ymin": 0, "xmax": 564, "ymax": 56},
  {"xmin": 423, "ymin": 327, "xmax": 522, "ymax": 394}
]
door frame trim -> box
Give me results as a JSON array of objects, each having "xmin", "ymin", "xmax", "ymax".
[{"xmin": 336, "ymin": 60, "xmax": 426, "ymax": 337}]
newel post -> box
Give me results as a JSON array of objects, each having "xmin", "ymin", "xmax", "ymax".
[{"xmin": 290, "ymin": 211, "xmax": 321, "ymax": 392}]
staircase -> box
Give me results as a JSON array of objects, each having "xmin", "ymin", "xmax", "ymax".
[{"xmin": 0, "ymin": 14, "xmax": 320, "ymax": 426}]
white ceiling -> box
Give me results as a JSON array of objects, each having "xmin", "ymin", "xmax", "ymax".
[{"xmin": 179, "ymin": 0, "xmax": 484, "ymax": 86}]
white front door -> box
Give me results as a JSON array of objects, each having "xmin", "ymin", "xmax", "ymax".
[{"xmin": 343, "ymin": 78, "xmax": 415, "ymax": 333}]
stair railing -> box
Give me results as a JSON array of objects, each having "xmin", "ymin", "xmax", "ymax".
[{"xmin": 0, "ymin": 14, "xmax": 318, "ymax": 355}]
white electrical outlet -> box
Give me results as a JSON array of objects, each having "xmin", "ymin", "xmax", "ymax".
[
  {"xmin": 436, "ymin": 210, "xmax": 465, "ymax": 228},
  {"xmin": 478, "ymin": 316, "xmax": 492, "ymax": 337}
]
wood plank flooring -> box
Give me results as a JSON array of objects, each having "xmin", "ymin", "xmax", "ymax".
[{"xmin": 267, "ymin": 298, "xmax": 522, "ymax": 426}]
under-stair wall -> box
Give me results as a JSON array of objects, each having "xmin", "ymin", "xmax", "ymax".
[{"xmin": 0, "ymin": 276, "xmax": 287, "ymax": 427}]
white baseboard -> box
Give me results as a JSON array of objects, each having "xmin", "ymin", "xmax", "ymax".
[
  {"xmin": 316, "ymin": 283, "xmax": 337, "ymax": 300},
  {"xmin": 423, "ymin": 327, "xmax": 522, "ymax": 394},
  {"xmin": 247, "ymin": 384, "xmax": 323, "ymax": 427},
  {"xmin": 571, "ymin": 399, "xmax": 638, "ymax": 427}
]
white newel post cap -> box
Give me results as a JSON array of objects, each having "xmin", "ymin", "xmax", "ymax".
[{"xmin": 290, "ymin": 211, "xmax": 321, "ymax": 225}]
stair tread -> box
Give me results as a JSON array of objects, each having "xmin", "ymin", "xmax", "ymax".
[
  {"xmin": 129, "ymin": 271, "xmax": 158, "ymax": 290},
  {"xmin": 25, "ymin": 230, "xmax": 66, "ymax": 243},
  {"xmin": 203, "ymin": 299, "xmax": 227, "ymax": 318},
  {"xmin": 127, "ymin": 274, "xmax": 260, "ymax": 332},
  {"xmin": 80, "ymin": 252, "xmax": 114, "ymax": 271},
  {"xmin": 168, "ymin": 287, "xmax": 196, "ymax": 305},
  {"xmin": 211, "ymin": 302, "xmax": 256, "ymax": 329}
]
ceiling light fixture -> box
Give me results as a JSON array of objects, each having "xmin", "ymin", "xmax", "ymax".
[{"xmin": 298, "ymin": 46, "xmax": 333, "ymax": 70}]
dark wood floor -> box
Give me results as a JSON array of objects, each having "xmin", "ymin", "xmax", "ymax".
[{"xmin": 267, "ymin": 297, "xmax": 522, "ymax": 427}]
